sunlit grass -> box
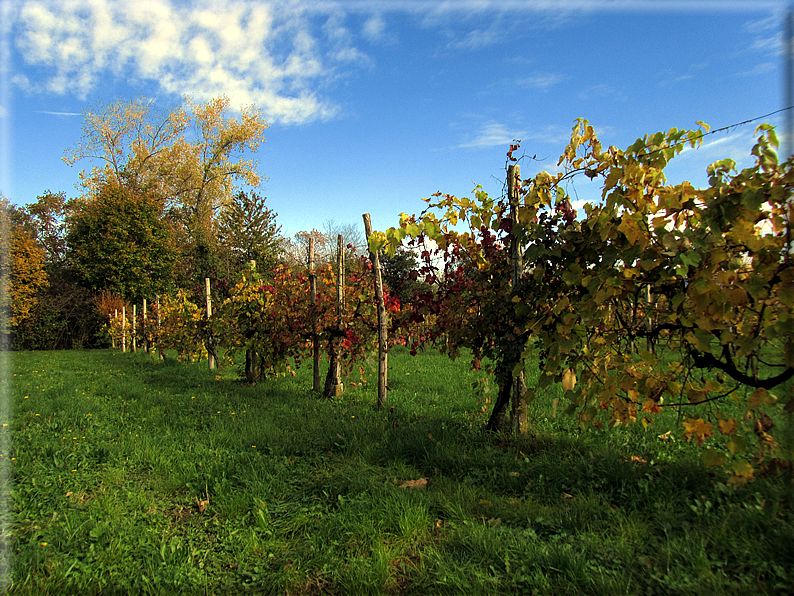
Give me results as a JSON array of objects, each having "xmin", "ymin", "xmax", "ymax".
[{"xmin": 6, "ymin": 347, "xmax": 794, "ymax": 594}]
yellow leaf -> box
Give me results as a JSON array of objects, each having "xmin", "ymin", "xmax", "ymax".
[
  {"xmin": 642, "ymin": 398, "xmax": 661, "ymax": 414},
  {"xmin": 562, "ymin": 369, "xmax": 577, "ymax": 391},
  {"xmin": 718, "ymin": 418, "xmax": 737, "ymax": 436},
  {"xmin": 683, "ymin": 418, "xmax": 713, "ymax": 446},
  {"xmin": 617, "ymin": 215, "xmax": 646, "ymax": 248},
  {"xmin": 747, "ymin": 388, "xmax": 770, "ymax": 410}
]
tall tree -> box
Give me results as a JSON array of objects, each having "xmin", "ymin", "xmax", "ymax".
[
  {"xmin": 11, "ymin": 190, "xmax": 69, "ymax": 267},
  {"xmin": 281, "ymin": 229, "xmax": 330, "ymax": 268},
  {"xmin": 217, "ymin": 190, "xmax": 283, "ymax": 278},
  {"xmin": 380, "ymin": 247, "xmax": 433, "ymax": 306},
  {"xmin": 64, "ymin": 95, "xmax": 269, "ymax": 283},
  {"xmin": 67, "ymin": 182, "xmax": 176, "ymax": 303}
]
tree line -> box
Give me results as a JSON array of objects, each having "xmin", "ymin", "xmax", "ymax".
[{"xmin": 0, "ymin": 94, "xmax": 422, "ymax": 351}]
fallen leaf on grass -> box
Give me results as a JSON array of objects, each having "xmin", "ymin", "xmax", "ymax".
[
  {"xmin": 630, "ymin": 456, "xmax": 647, "ymax": 463},
  {"xmin": 399, "ymin": 478, "xmax": 427, "ymax": 489},
  {"xmin": 562, "ymin": 493, "xmax": 574, "ymax": 500},
  {"xmin": 658, "ymin": 431, "xmax": 672, "ymax": 441},
  {"xmin": 486, "ymin": 518, "xmax": 502, "ymax": 526}
]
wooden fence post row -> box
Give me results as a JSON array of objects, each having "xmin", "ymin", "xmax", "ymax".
[{"xmin": 109, "ymin": 221, "xmax": 391, "ymax": 408}]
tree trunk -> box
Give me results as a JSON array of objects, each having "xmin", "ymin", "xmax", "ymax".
[
  {"xmin": 323, "ymin": 339, "xmax": 342, "ymax": 398},
  {"xmin": 486, "ymin": 380, "xmax": 513, "ymax": 432}
]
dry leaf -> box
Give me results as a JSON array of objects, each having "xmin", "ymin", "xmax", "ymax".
[
  {"xmin": 65, "ymin": 492, "xmax": 72, "ymax": 498},
  {"xmin": 630, "ymin": 456, "xmax": 647, "ymax": 463},
  {"xmin": 399, "ymin": 478, "xmax": 427, "ymax": 489},
  {"xmin": 658, "ymin": 431, "xmax": 672, "ymax": 441},
  {"xmin": 562, "ymin": 493, "xmax": 574, "ymax": 500},
  {"xmin": 198, "ymin": 499, "xmax": 209, "ymax": 514},
  {"xmin": 486, "ymin": 517, "xmax": 502, "ymax": 526}
]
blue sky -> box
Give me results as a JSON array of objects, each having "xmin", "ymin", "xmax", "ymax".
[{"xmin": 0, "ymin": 0, "xmax": 788, "ymax": 239}]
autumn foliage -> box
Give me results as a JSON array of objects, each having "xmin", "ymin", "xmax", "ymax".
[{"xmin": 371, "ymin": 120, "xmax": 793, "ymax": 481}]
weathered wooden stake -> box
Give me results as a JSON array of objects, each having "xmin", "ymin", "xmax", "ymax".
[
  {"xmin": 309, "ymin": 238, "xmax": 321, "ymax": 393},
  {"xmin": 112, "ymin": 309, "xmax": 117, "ymax": 349},
  {"xmin": 206, "ymin": 278, "xmax": 215, "ymax": 370},
  {"xmin": 324, "ymin": 235, "xmax": 344, "ymax": 397},
  {"xmin": 508, "ymin": 164, "xmax": 528, "ymax": 435},
  {"xmin": 143, "ymin": 299, "xmax": 149, "ymax": 354},
  {"xmin": 132, "ymin": 304, "xmax": 137, "ymax": 353},
  {"xmin": 245, "ymin": 261, "xmax": 256, "ymax": 381},
  {"xmin": 363, "ymin": 213, "xmax": 389, "ymax": 407},
  {"xmin": 157, "ymin": 296, "xmax": 163, "ymax": 360}
]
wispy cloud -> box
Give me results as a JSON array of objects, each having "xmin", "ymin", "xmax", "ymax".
[
  {"xmin": 363, "ymin": 13, "xmax": 386, "ymax": 41},
  {"xmin": 739, "ymin": 61, "xmax": 776, "ymax": 76},
  {"xmin": 455, "ymin": 121, "xmax": 525, "ymax": 149},
  {"xmin": 10, "ymin": 0, "xmax": 779, "ymax": 126},
  {"xmin": 518, "ymin": 73, "xmax": 567, "ymax": 91},
  {"xmin": 34, "ymin": 110, "xmax": 82, "ymax": 116},
  {"xmin": 577, "ymin": 83, "xmax": 627, "ymax": 102},
  {"xmin": 454, "ymin": 121, "xmax": 571, "ymax": 150},
  {"xmin": 325, "ymin": 0, "xmax": 778, "ymax": 13}
]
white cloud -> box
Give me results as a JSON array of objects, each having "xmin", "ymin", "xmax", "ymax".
[
  {"xmin": 11, "ymin": 0, "xmax": 778, "ymax": 126},
  {"xmin": 12, "ymin": 0, "xmax": 345, "ymax": 125},
  {"xmin": 454, "ymin": 120, "xmax": 572, "ymax": 150},
  {"xmin": 577, "ymin": 83, "xmax": 627, "ymax": 102},
  {"xmin": 456, "ymin": 121, "xmax": 525, "ymax": 149},
  {"xmin": 34, "ymin": 110, "xmax": 82, "ymax": 116},
  {"xmin": 740, "ymin": 61, "xmax": 776, "ymax": 76},
  {"xmin": 363, "ymin": 14, "xmax": 386, "ymax": 41},
  {"xmin": 518, "ymin": 73, "xmax": 567, "ymax": 90}
]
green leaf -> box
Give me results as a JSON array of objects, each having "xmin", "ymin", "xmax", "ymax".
[{"xmin": 701, "ymin": 448, "xmax": 726, "ymax": 468}]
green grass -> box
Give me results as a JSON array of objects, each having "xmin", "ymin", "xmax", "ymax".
[{"xmin": 5, "ymin": 346, "xmax": 794, "ymax": 595}]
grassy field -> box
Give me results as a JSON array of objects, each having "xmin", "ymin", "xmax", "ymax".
[{"xmin": 5, "ymin": 346, "xmax": 794, "ymax": 595}]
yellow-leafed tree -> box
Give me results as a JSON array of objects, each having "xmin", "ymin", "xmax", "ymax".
[{"xmin": 9, "ymin": 226, "xmax": 48, "ymax": 328}]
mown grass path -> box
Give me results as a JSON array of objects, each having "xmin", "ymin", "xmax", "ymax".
[{"xmin": 6, "ymin": 348, "xmax": 794, "ymax": 594}]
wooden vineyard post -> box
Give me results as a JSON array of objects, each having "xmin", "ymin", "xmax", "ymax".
[
  {"xmin": 309, "ymin": 238, "xmax": 321, "ymax": 393},
  {"xmin": 157, "ymin": 296, "xmax": 163, "ymax": 361},
  {"xmin": 132, "ymin": 304, "xmax": 137, "ymax": 353},
  {"xmin": 112, "ymin": 309, "xmax": 117, "ymax": 349},
  {"xmin": 143, "ymin": 299, "xmax": 149, "ymax": 354},
  {"xmin": 508, "ymin": 164, "xmax": 528, "ymax": 435},
  {"xmin": 245, "ymin": 261, "xmax": 255, "ymax": 381},
  {"xmin": 206, "ymin": 278, "xmax": 215, "ymax": 370},
  {"xmin": 122, "ymin": 306, "xmax": 127, "ymax": 353},
  {"xmin": 363, "ymin": 213, "xmax": 389, "ymax": 407},
  {"xmin": 324, "ymin": 235, "xmax": 344, "ymax": 397}
]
